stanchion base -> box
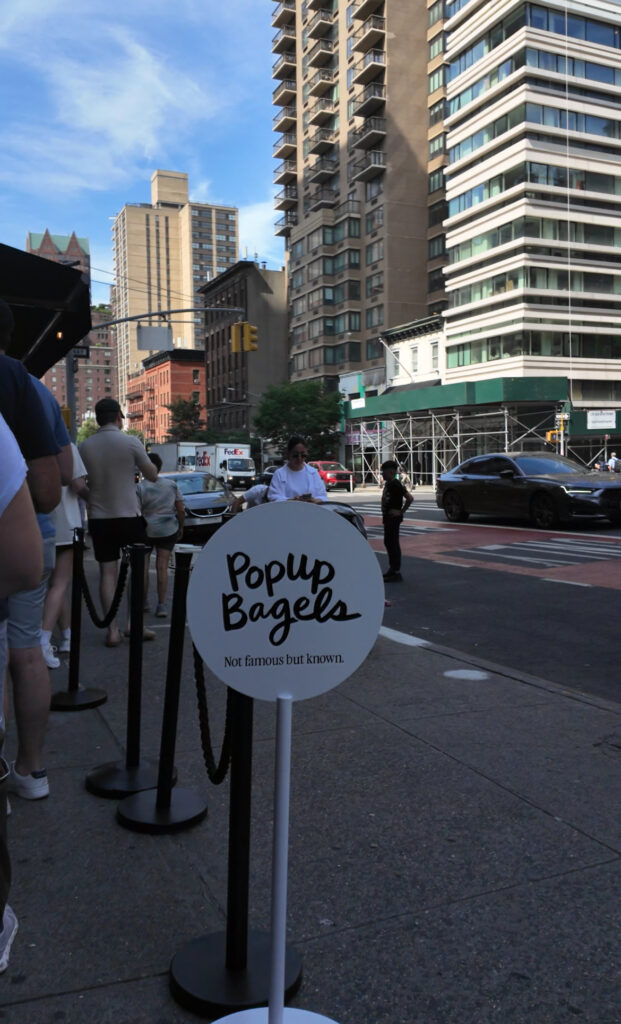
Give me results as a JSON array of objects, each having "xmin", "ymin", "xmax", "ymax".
[
  {"xmin": 169, "ymin": 930, "xmax": 302, "ymax": 1016},
  {"xmin": 51, "ymin": 687, "xmax": 107, "ymax": 712},
  {"xmin": 85, "ymin": 760, "xmax": 161, "ymax": 799},
  {"xmin": 210, "ymin": 1010, "xmax": 338, "ymax": 1023},
  {"xmin": 116, "ymin": 786, "xmax": 207, "ymax": 834}
]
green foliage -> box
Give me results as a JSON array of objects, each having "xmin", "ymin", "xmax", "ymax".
[
  {"xmin": 164, "ymin": 398, "xmax": 206, "ymax": 441},
  {"xmin": 252, "ymin": 381, "xmax": 341, "ymax": 458},
  {"xmin": 76, "ymin": 419, "xmax": 99, "ymax": 443}
]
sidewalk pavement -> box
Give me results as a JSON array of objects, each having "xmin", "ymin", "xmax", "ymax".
[{"xmin": 2, "ymin": 554, "xmax": 620, "ymax": 1023}]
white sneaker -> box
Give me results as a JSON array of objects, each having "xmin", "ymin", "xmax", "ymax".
[
  {"xmin": 41, "ymin": 641, "xmax": 60, "ymax": 669},
  {"xmin": 58, "ymin": 632, "xmax": 71, "ymax": 654},
  {"xmin": 6, "ymin": 762, "xmax": 49, "ymax": 800},
  {"xmin": 0, "ymin": 906, "xmax": 18, "ymax": 972}
]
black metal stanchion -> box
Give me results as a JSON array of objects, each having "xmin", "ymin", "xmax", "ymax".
[
  {"xmin": 168, "ymin": 688, "xmax": 302, "ymax": 1015},
  {"xmin": 51, "ymin": 528, "xmax": 107, "ymax": 712},
  {"xmin": 86, "ymin": 544, "xmax": 159, "ymax": 798},
  {"xmin": 117, "ymin": 547, "xmax": 207, "ymax": 833}
]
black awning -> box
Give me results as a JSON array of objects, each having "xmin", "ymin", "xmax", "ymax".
[{"xmin": 0, "ymin": 242, "xmax": 92, "ymax": 377}]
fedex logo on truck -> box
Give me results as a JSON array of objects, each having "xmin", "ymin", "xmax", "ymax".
[{"xmin": 223, "ymin": 447, "xmax": 246, "ymax": 457}]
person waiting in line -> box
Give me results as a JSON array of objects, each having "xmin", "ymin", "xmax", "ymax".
[
  {"xmin": 230, "ymin": 473, "xmax": 273, "ymax": 514},
  {"xmin": 79, "ymin": 398, "xmax": 157, "ymax": 646},
  {"xmin": 137, "ymin": 453, "xmax": 185, "ymax": 617},
  {"xmin": 0, "ymin": 412, "xmax": 46, "ymax": 973},
  {"xmin": 40, "ymin": 444, "xmax": 89, "ymax": 667},
  {"xmin": 267, "ymin": 436, "xmax": 328, "ymax": 503},
  {"xmin": 381, "ymin": 460, "xmax": 413, "ymax": 583}
]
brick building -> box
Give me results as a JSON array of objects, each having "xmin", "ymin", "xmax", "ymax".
[{"xmin": 126, "ymin": 348, "xmax": 205, "ymax": 442}]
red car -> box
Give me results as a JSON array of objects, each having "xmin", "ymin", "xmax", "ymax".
[{"xmin": 308, "ymin": 461, "xmax": 356, "ymax": 492}]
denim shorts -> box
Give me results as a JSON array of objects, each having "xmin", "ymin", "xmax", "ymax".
[{"xmin": 7, "ymin": 535, "xmax": 55, "ymax": 650}]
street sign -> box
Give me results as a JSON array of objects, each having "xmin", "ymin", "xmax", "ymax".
[
  {"xmin": 72, "ymin": 346, "xmax": 90, "ymax": 358},
  {"xmin": 587, "ymin": 410, "xmax": 616, "ymax": 430}
]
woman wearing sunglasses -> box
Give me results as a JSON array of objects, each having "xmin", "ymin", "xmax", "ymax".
[{"xmin": 267, "ymin": 435, "xmax": 328, "ymax": 504}]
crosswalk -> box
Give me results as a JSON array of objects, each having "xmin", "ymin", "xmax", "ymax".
[
  {"xmin": 448, "ymin": 536, "xmax": 621, "ymax": 569},
  {"xmin": 345, "ymin": 499, "xmax": 439, "ymax": 518}
]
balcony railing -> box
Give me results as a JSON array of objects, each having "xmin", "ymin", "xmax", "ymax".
[
  {"xmin": 274, "ymin": 158, "xmax": 297, "ymax": 184},
  {"xmin": 353, "ymin": 82, "xmax": 386, "ymax": 117},
  {"xmin": 272, "ymin": 25, "xmax": 296, "ymax": 53},
  {"xmin": 272, "ymin": 50, "xmax": 297, "ymax": 79},
  {"xmin": 350, "ymin": 150, "xmax": 386, "ymax": 182},
  {"xmin": 353, "ymin": 14, "xmax": 385, "ymax": 52},
  {"xmin": 307, "ymin": 38, "xmax": 334, "ymax": 67},
  {"xmin": 275, "ymin": 210, "xmax": 299, "ymax": 235},
  {"xmin": 351, "ymin": 48, "xmax": 386, "ymax": 86},
  {"xmin": 353, "ymin": 0, "xmax": 383, "ymax": 20},
  {"xmin": 308, "ymin": 68, "xmax": 336, "ymax": 96},
  {"xmin": 274, "ymin": 185, "xmax": 298, "ymax": 210},
  {"xmin": 308, "ymin": 8, "xmax": 334, "ymax": 37},
  {"xmin": 273, "ymin": 105, "xmax": 297, "ymax": 132},
  {"xmin": 308, "ymin": 156, "xmax": 339, "ymax": 183},
  {"xmin": 309, "ymin": 188, "xmax": 339, "ymax": 211},
  {"xmin": 272, "ymin": 0, "xmax": 295, "ymax": 28},
  {"xmin": 273, "ymin": 132, "xmax": 297, "ymax": 158},
  {"xmin": 308, "ymin": 96, "xmax": 335, "ymax": 125},
  {"xmin": 308, "ymin": 127, "xmax": 337, "ymax": 155},
  {"xmin": 350, "ymin": 116, "xmax": 386, "ymax": 150},
  {"xmin": 272, "ymin": 78, "xmax": 297, "ymax": 105}
]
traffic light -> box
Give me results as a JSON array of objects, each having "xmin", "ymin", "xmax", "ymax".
[
  {"xmin": 243, "ymin": 322, "xmax": 259, "ymax": 352},
  {"xmin": 230, "ymin": 322, "xmax": 242, "ymax": 353},
  {"xmin": 546, "ymin": 430, "xmax": 561, "ymax": 443}
]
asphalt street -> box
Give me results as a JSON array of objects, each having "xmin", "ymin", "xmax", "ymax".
[{"xmin": 332, "ymin": 487, "xmax": 621, "ymax": 705}]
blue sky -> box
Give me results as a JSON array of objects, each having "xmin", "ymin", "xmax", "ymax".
[{"xmin": 0, "ymin": 0, "xmax": 284, "ymax": 304}]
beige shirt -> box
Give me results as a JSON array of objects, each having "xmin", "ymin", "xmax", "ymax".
[{"xmin": 79, "ymin": 425, "xmax": 153, "ymax": 519}]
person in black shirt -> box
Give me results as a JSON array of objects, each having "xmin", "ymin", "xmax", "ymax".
[{"xmin": 381, "ymin": 460, "xmax": 413, "ymax": 582}]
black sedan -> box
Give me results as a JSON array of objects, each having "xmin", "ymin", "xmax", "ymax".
[{"xmin": 436, "ymin": 452, "xmax": 621, "ymax": 529}]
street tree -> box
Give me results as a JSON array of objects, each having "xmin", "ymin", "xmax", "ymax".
[
  {"xmin": 252, "ymin": 381, "xmax": 341, "ymax": 457},
  {"xmin": 76, "ymin": 419, "xmax": 98, "ymax": 443},
  {"xmin": 165, "ymin": 398, "xmax": 205, "ymax": 441}
]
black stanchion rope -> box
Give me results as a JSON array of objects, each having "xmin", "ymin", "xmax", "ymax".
[
  {"xmin": 80, "ymin": 547, "xmax": 130, "ymax": 629},
  {"xmin": 192, "ymin": 645, "xmax": 232, "ymax": 785}
]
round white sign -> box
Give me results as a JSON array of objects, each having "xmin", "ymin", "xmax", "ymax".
[{"xmin": 186, "ymin": 501, "xmax": 384, "ymax": 702}]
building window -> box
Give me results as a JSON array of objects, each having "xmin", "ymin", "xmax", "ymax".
[
  {"xmin": 366, "ymin": 338, "xmax": 383, "ymax": 360},
  {"xmin": 410, "ymin": 346, "xmax": 419, "ymax": 374},
  {"xmin": 365, "ymin": 305, "xmax": 384, "ymax": 329},
  {"xmin": 193, "ymin": 370, "xmax": 200, "ymax": 384},
  {"xmin": 365, "ymin": 240, "xmax": 384, "ymax": 265},
  {"xmin": 365, "ymin": 207, "xmax": 384, "ymax": 233}
]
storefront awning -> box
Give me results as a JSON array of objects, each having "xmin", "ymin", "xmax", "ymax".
[{"xmin": 0, "ymin": 242, "xmax": 92, "ymax": 377}]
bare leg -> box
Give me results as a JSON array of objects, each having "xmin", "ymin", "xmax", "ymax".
[
  {"xmin": 99, "ymin": 559, "xmax": 121, "ymax": 644},
  {"xmin": 41, "ymin": 548, "xmax": 73, "ymax": 634},
  {"xmin": 155, "ymin": 548, "xmax": 170, "ymax": 604},
  {"xmin": 9, "ymin": 647, "xmax": 50, "ymax": 775}
]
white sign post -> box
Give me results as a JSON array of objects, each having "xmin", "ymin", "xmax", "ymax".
[{"xmin": 187, "ymin": 502, "xmax": 385, "ymax": 1024}]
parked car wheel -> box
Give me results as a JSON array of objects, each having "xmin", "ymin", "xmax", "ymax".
[
  {"xmin": 443, "ymin": 491, "xmax": 468, "ymax": 522},
  {"xmin": 530, "ymin": 492, "xmax": 558, "ymax": 529}
]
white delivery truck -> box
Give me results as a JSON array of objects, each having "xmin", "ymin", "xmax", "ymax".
[
  {"xmin": 195, "ymin": 443, "xmax": 256, "ymax": 489},
  {"xmin": 149, "ymin": 442, "xmax": 201, "ymax": 473}
]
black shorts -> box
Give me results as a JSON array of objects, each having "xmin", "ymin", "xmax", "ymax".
[
  {"xmin": 148, "ymin": 531, "xmax": 178, "ymax": 552},
  {"xmin": 89, "ymin": 517, "xmax": 146, "ymax": 563}
]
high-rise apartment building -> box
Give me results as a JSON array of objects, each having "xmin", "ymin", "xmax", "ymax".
[
  {"xmin": 272, "ymin": 0, "xmax": 431, "ymax": 390},
  {"xmin": 112, "ymin": 170, "xmax": 239, "ymax": 407},
  {"xmin": 442, "ymin": 0, "xmax": 621, "ymax": 410}
]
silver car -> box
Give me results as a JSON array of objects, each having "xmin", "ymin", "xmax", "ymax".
[{"xmin": 160, "ymin": 471, "xmax": 233, "ymax": 542}]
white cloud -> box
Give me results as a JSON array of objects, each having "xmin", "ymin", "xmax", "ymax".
[
  {"xmin": 238, "ymin": 199, "xmax": 285, "ymax": 269},
  {"xmin": 0, "ymin": 11, "xmax": 226, "ymax": 195}
]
